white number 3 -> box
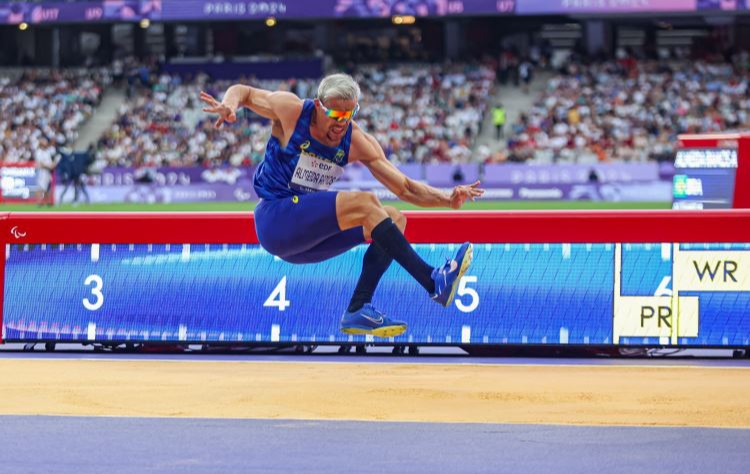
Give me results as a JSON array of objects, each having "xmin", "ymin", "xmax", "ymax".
[
  {"xmin": 83, "ymin": 274, "xmax": 104, "ymax": 311},
  {"xmin": 454, "ymin": 275, "xmax": 479, "ymax": 313}
]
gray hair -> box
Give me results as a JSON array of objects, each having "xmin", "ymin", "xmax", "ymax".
[{"xmin": 317, "ymin": 73, "xmax": 360, "ymax": 103}]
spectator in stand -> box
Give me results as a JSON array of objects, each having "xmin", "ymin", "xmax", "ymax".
[
  {"xmin": 492, "ymin": 103, "xmax": 506, "ymax": 139},
  {"xmin": 519, "ymin": 59, "xmax": 533, "ymax": 94}
]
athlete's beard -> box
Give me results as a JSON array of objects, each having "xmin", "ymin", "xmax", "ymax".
[
  {"xmin": 327, "ymin": 125, "xmax": 346, "ymax": 141},
  {"xmin": 313, "ymin": 114, "xmax": 345, "ymax": 144}
]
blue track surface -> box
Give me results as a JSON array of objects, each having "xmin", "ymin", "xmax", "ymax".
[{"xmin": 1, "ymin": 416, "xmax": 748, "ymax": 474}]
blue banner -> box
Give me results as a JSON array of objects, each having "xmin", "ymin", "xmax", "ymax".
[
  {"xmin": 1, "ymin": 165, "xmax": 42, "ymax": 202},
  {"xmin": 0, "ymin": 0, "xmax": 514, "ymax": 24},
  {"xmin": 1, "ymin": 0, "xmax": 745, "ymax": 24},
  {"xmin": 3, "ymin": 242, "xmax": 750, "ymax": 346}
]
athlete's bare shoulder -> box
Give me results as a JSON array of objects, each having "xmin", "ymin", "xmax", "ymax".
[
  {"xmin": 256, "ymin": 91, "xmax": 303, "ymax": 146},
  {"xmin": 261, "ymin": 91, "xmax": 304, "ymax": 130},
  {"xmin": 349, "ymin": 122, "xmax": 383, "ymax": 164}
]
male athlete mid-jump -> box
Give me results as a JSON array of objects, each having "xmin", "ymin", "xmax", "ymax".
[{"xmin": 201, "ymin": 73, "xmax": 484, "ymax": 337}]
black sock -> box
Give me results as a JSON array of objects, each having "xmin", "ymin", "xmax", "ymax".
[
  {"xmin": 370, "ymin": 218, "xmax": 435, "ymax": 294},
  {"xmin": 347, "ymin": 242, "xmax": 393, "ymax": 313}
]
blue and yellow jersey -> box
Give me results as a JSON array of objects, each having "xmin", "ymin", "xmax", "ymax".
[{"xmin": 253, "ymin": 99, "xmax": 353, "ymax": 200}]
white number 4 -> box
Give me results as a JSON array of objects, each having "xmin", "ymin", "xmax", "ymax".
[
  {"xmin": 454, "ymin": 276, "xmax": 479, "ymax": 313},
  {"xmin": 264, "ymin": 276, "xmax": 290, "ymax": 311}
]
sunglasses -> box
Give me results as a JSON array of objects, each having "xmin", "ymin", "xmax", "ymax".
[{"xmin": 320, "ymin": 102, "xmax": 360, "ymax": 122}]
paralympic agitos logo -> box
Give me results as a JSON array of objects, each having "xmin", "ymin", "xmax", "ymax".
[{"xmin": 10, "ymin": 226, "xmax": 26, "ymax": 239}]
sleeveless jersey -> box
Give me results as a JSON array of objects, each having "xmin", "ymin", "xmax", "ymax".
[{"xmin": 253, "ymin": 99, "xmax": 353, "ymax": 200}]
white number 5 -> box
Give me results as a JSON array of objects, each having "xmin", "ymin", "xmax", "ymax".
[
  {"xmin": 83, "ymin": 274, "xmax": 104, "ymax": 311},
  {"xmin": 454, "ymin": 275, "xmax": 479, "ymax": 313}
]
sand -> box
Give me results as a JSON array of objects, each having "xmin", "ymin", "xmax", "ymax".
[{"xmin": 1, "ymin": 359, "xmax": 748, "ymax": 427}]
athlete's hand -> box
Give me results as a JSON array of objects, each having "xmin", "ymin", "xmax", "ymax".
[
  {"xmin": 450, "ymin": 180, "xmax": 484, "ymax": 209},
  {"xmin": 200, "ymin": 91, "xmax": 237, "ymax": 128}
]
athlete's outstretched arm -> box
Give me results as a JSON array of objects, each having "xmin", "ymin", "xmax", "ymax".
[
  {"xmin": 351, "ymin": 127, "xmax": 484, "ymax": 209},
  {"xmin": 200, "ymin": 85, "xmax": 302, "ymax": 130}
]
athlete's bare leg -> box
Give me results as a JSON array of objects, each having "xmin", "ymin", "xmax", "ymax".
[
  {"xmin": 336, "ymin": 191, "xmax": 394, "ymax": 235},
  {"xmin": 336, "ymin": 189, "xmax": 433, "ymax": 289}
]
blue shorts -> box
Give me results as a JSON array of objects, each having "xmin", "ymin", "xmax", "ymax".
[{"xmin": 254, "ymin": 192, "xmax": 365, "ymax": 264}]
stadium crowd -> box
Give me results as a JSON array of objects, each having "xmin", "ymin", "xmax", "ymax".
[
  {"xmin": 353, "ymin": 63, "xmax": 494, "ymax": 164},
  {"xmin": 93, "ymin": 72, "xmax": 290, "ymax": 169},
  {"xmin": 2, "ymin": 54, "xmax": 750, "ymax": 169},
  {"xmin": 90, "ymin": 61, "xmax": 493, "ymax": 168},
  {"xmin": 0, "ymin": 69, "xmax": 109, "ymax": 164},
  {"xmin": 504, "ymin": 54, "xmax": 750, "ymax": 163}
]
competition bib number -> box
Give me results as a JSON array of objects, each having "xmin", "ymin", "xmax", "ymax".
[{"xmin": 290, "ymin": 151, "xmax": 344, "ymax": 192}]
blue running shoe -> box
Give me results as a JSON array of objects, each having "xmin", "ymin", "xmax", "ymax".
[
  {"xmin": 431, "ymin": 242, "xmax": 473, "ymax": 307},
  {"xmin": 340, "ymin": 303, "xmax": 407, "ymax": 338}
]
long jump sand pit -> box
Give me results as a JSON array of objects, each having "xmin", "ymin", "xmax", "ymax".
[{"xmin": 1, "ymin": 359, "xmax": 748, "ymax": 428}]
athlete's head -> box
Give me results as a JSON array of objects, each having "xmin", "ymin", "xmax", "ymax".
[{"xmin": 314, "ymin": 73, "xmax": 361, "ymax": 142}]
